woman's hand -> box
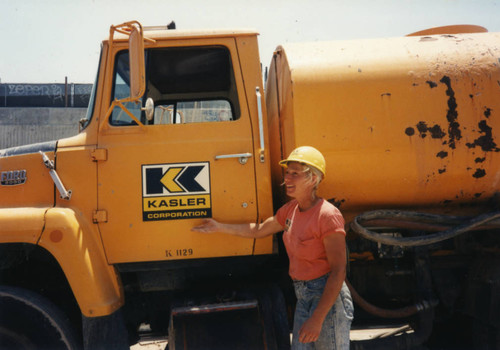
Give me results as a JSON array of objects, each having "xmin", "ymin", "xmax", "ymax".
[
  {"xmin": 298, "ymin": 315, "xmax": 323, "ymax": 343},
  {"xmin": 191, "ymin": 219, "xmax": 220, "ymax": 233}
]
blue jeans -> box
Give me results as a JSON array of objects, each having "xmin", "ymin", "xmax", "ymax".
[{"xmin": 292, "ymin": 275, "xmax": 354, "ymax": 350}]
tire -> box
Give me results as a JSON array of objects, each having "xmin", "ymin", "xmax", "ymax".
[
  {"xmin": 0, "ymin": 286, "xmax": 81, "ymax": 350},
  {"xmin": 82, "ymin": 309, "xmax": 129, "ymax": 350}
]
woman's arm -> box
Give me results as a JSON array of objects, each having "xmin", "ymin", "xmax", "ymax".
[
  {"xmin": 298, "ymin": 233, "xmax": 347, "ymax": 343},
  {"xmin": 191, "ymin": 216, "xmax": 284, "ymax": 239}
]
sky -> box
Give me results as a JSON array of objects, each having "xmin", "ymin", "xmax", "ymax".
[{"xmin": 0, "ymin": 0, "xmax": 499, "ymax": 84}]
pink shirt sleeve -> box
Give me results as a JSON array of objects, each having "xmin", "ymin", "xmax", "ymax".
[{"xmin": 319, "ymin": 205, "xmax": 346, "ymax": 238}]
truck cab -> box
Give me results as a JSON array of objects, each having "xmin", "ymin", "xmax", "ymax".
[
  {"xmin": 0, "ymin": 22, "xmax": 284, "ymax": 349},
  {"xmin": 80, "ymin": 25, "xmax": 274, "ymax": 264}
]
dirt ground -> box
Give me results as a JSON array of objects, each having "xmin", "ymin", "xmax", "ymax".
[{"xmin": 129, "ymin": 327, "xmax": 418, "ymax": 350}]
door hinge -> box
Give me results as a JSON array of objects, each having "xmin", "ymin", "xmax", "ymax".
[
  {"xmin": 91, "ymin": 148, "xmax": 108, "ymax": 161},
  {"xmin": 93, "ymin": 210, "xmax": 108, "ymax": 223}
]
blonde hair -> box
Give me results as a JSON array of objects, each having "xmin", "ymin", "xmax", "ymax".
[{"xmin": 301, "ymin": 163, "xmax": 323, "ymax": 189}]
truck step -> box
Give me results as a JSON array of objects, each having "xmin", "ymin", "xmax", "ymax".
[
  {"xmin": 169, "ymin": 299, "xmax": 265, "ymax": 350},
  {"xmin": 171, "ymin": 300, "xmax": 258, "ymax": 316}
]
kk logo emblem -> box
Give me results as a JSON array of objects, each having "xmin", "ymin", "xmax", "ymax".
[{"xmin": 142, "ymin": 162, "xmax": 211, "ymax": 221}]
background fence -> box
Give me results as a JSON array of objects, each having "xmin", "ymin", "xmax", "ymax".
[
  {"xmin": 0, "ymin": 108, "xmax": 87, "ymax": 149},
  {"xmin": 0, "ymin": 82, "xmax": 92, "ymax": 149},
  {"xmin": 0, "ymin": 83, "xmax": 92, "ymax": 108}
]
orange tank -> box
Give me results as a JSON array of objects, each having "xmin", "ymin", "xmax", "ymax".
[{"xmin": 266, "ymin": 32, "xmax": 500, "ymax": 221}]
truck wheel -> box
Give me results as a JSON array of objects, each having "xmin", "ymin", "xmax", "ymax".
[{"xmin": 0, "ymin": 286, "xmax": 81, "ymax": 350}]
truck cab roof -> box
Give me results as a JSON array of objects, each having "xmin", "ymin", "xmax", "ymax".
[{"xmin": 107, "ymin": 27, "xmax": 259, "ymax": 44}]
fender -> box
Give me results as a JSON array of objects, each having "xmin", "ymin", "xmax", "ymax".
[
  {"xmin": 0, "ymin": 207, "xmax": 47, "ymax": 243},
  {"xmin": 38, "ymin": 208, "xmax": 124, "ymax": 317}
]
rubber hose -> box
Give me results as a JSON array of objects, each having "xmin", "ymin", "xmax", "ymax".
[
  {"xmin": 350, "ymin": 210, "xmax": 500, "ymax": 247},
  {"xmin": 347, "ymin": 279, "xmax": 437, "ymax": 350},
  {"xmin": 345, "ymin": 279, "xmax": 436, "ymax": 319}
]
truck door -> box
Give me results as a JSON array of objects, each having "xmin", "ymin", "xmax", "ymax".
[{"xmin": 97, "ymin": 41, "xmax": 260, "ymax": 264}]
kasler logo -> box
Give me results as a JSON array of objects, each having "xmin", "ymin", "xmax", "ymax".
[{"xmin": 142, "ymin": 162, "xmax": 211, "ymax": 221}]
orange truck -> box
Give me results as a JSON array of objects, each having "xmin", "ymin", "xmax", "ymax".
[{"xmin": 1, "ymin": 21, "xmax": 499, "ymax": 349}]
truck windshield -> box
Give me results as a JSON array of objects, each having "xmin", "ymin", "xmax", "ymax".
[
  {"xmin": 110, "ymin": 46, "xmax": 239, "ymax": 126},
  {"xmin": 80, "ymin": 49, "xmax": 102, "ymax": 130}
]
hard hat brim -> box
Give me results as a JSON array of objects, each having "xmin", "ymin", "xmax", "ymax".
[{"xmin": 279, "ymin": 159, "xmax": 325, "ymax": 176}]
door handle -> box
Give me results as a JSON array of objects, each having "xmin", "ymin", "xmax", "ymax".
[
  {"xmin": 215, "ymin": 153, "xmax": 253, "ymax": 165},
  {"xmin": 256, "ymin": 87, "xmax": 265, "ymax": 163}
]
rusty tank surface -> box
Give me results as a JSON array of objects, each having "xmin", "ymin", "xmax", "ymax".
[{"xmin": 267, "ymin": 31, "xmax": 500, "ymax": 221}]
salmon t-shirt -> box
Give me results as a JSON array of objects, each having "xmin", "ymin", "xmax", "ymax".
[{"xmin": 276, "ymin": 198, "xmax": 346, "ymax": 281}]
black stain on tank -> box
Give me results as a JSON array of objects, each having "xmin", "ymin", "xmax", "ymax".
[
  {"xmin": 440, "ymin": 76, "xmax": 461, "ymax": 149},
  {"xmin": 475, "ymin": 157, "xmax": 486, "ymax": 163},
  {"xmin": 405, "ymin": 127, "xmax": 415, "ymax": 136},
  {"xmin": 416, "ymin": 122, "xmax": 428, "ymax": 138},
  {"xmin": 415, "ymin": 122, "xmax": 445, "ymax": 139},
  {"xmin": 328, "ymin": 198, "xmax": 346, "ymax": 208},
  {"xmin": 473, "ymin": 169, "xmax": 486, "ymax": 178},
  {"xmin": 429, "ymin": 125, "xmax": 446, "ymax": 138},
  {"xmin": 436, "ymin": 151, "xmax": 448, "ymax": 159},
  {"xmin": 484, "ymin": 107, "xmax": 491, "ymax": 118},
  {"xmin": 426, "ymin": 80, "xmax": 438, "ymax": 88},
  {"xmin": 438, "ymin": 168, "xmax": 446, "ymax": 174},
  {"xmin": 465, "ymin": 120, "xmax": 500, "ymax": 152}
]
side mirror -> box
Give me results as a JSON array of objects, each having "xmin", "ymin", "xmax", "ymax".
[
  {"xmin": 102, "ymin": 21, "xmax": 153, "ymax": 131},
  {"xmin": 128, "ymin": 23, "xmax": 146, "ymax": 100},
  {"xmin": 142, "ymin": 98, "xmax": 155, "ymax": 121},
  {"xmin": 108, "ymin": 21, "xmax": 147, "ymax": 101}
]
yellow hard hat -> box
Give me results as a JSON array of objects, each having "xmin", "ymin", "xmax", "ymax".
[{"xmin": 279, "ymin": 146, "xmax": 326, "ymax": 176}]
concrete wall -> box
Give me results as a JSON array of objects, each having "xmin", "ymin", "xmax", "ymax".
[{"xmin": 0, "ymin": 108, "xmax": 87, "ymax": 149}]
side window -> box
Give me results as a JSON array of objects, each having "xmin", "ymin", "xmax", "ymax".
[
  {"xmin": 110, "ymin": 51, "xmax": 143, "ymax": 126},
  {"xmin": 146, "ymin": 46, "xmax": 239, "ymax": 125},
  {"xmin": 153, "ymin": 100, "xmax": 233, "ymax": 124},
  {"xmin": 110, "ymin": 46, "xmax": 239, "ymax": 126}
]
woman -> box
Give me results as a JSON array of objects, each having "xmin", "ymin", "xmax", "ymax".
[{"xmin": 192, "ymin": 146, "xmax": 353, "ymax": 349}]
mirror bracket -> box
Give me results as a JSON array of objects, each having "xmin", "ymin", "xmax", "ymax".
[{"xmin": 102, "ymin": 21, "xmax": 156, "ymax": 130}]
